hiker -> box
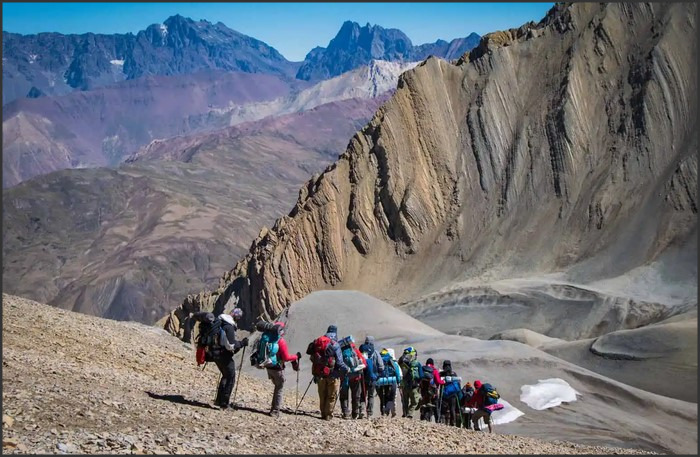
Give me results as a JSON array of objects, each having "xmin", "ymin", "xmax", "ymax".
[
  {"xmin": 459, "ymin": 382, "xmax": 476, "ymax": 429},
  {"xmin": 306, "ymin": 325, "xmax": 349, "ymax": 420},
  {"xmin": 465, "ymin": 380, "xmax": 501, "ymax": 432},
  {"xmin": 252, "ymin": 321, "xmax": 301, "ymax": 417},
  {"xmin": 192, "ymin": 308, "xmax": 248, "ymax": 410},
  {"xmin": 359, "ymin": 336, "xmax": 385, "ymax": 418},
  {"xmin": 338, "ymin": 335, "xmax": 368, "ymax": 419},
  {"xmin": 418, "ymin": 358, "xmax": 444, "ymax": 422},
  {"xmin": 398, "ymin": 347, "xmax": 423, "ymax": 419},
  {"xmin": 439, "ymin": 360, "xmax": 463, "ymax": 427},
  {"xmin": 377, "ymin": 348, "xmax": 402, "ymax": 417}
]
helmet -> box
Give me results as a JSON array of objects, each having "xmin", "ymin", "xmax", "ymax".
[
  {"xmin": 230, "ymin": 308, "xmax": 243, "ymax": 320},
  {"xmin": 403, "ymin": 346, "xmax": 416, "ymax": 355}
]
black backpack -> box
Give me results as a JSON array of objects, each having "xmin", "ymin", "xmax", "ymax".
[{"xmin": 197, "ymin": 316, "xmax": 223, "ymax": 349}]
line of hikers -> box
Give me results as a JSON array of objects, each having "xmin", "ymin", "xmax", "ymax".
[{"xmin": 191, "ymin": 309, "xmax": 502, "ymax": 432}]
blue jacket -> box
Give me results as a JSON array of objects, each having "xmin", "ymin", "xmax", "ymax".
[{"xmin": 325, "ymin": 332, "xmax": 349, "ymax": 378}]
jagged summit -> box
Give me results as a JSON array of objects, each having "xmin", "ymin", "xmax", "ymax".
[{"xmin": 295, "ymin": 20, "xmax": 479, "ymax": 81}]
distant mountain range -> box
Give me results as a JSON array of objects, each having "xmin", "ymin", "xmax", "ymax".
[
  {"xmin": 2, "ymin": 16, "xmax": 479, "ymax": 105},
  {"xmin": 296, "ymin": 21, "xmax": 480, "ymax": 81}
]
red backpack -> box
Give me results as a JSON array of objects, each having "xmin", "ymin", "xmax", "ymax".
[{"xmin": 307, "ymin": 335, "xmax": 336, "ymax": 377}]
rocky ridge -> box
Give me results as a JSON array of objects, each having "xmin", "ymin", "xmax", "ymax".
[
  {"xmin": 2, "ymin": 15, "xmax": 298, "ymax": 105},
  {"xmin": 164, "ymin": 2, "xmax": 697, "ymax": 329},
  {"xmin": 2, "ymin": 293, "xmax": 654, "ymax": 455},
  {"xmin": 296, "ymin": 21, "xmax": 480, "ymax": 81}
]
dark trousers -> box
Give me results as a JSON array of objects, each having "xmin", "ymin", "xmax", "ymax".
[
  {"xmin": 214, "ymin": 354, "xmax": 236, "ymax": 406},
  {"xmin": 441, "ymin": 395, "xmax": 460, "ymax": 426},
  {"xmin": 378, "ymin": 384, "xmax": 397, "ymax": 416},
  {"xmin": 340, "ymin": 377, "xmax": 363, "ymax": 418},
  {"xmin": 363, "ymin": 379, "xmax": 377, "ymax": 416}
]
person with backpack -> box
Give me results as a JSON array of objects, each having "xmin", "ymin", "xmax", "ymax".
[
  {"xmin": 250, "ymin": 321, "xmax": 301, "ymax": 417},
  {"xmin": 306, "ymin": 325, "xmax": 349, "ymax": 421},
  {"xmin": 358, "ymin": 336, "xmax": 385, "ymax": 418},
  {"xmin": 377, "ymin": 348, "xmax": 402, "ymax": 417},
  {"xmin": 465, "ymin": 379, "xmax": 500, "ymax": 432},
  {"xmin": 418, "ymin": 358, "xmax": 445, "ymax": 422},
  {"xmin": 338, "ymin": 335, "xmax": 367, "ymax": 419},
  {"xmin": 439, "ymin": 360, "xmax": 463, "ymax": 427},
  {"xmin": 191, "ymin": 308, "xmax": 248, "ymax": 410},
  {"xmin": 397, "ymin": 347, "xmax": 423, "ymax": 419},
  {"xmin": 459, "ymin": 382, "xmax": 476, "ymax": 429}
]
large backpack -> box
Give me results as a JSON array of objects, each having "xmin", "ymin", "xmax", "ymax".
[
  {"xmin": 196, "ymin": 316, "xmax": 223, "ymax": 349},
  {"xmin": 339, "ymin": 336, "xmax": 365, "ymax": 374},
  {"xmin": 249, "ymin": 321, "xmax": 281, "ymax": 369},
  {"xmin": 481, "ymin": 383, "xmax": 501, "ymax": 406},
  {"xmin": 442, "ymin": 375, "xmax": 463, "ymax": 400},
  {"xmin": 377, "ymin": 352, "xmax": 399, "ymax": 386},
  {"xmin": 402, "ymin": 360, "xmax": 423, "ymax": 389},
  {"xmin": 381, "ymin": 353, "xmax": 397, "ymax": 377},
  {"xmin": 307, "ymin": 335, "xmax": 336, "ymax": 378},
  {"xmin": 420, "ymin": 365, "xmax": 437, "ymax": 398}
]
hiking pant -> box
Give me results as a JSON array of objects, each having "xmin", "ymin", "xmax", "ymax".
[
  {"xmin": 441, "ymin": 395, "xmax": 459, "ymax": 426},
  {"xmin": 214, "ymin": 353, "xmax": 236, "ymax": 406},
  {"xmin": 362, "ymin": 379, "xmax": 376, "ymax": 417},
  {"xmin": 378, "ymin": 384, "xmax": 397, "ymax": 416},
  {"xmin": 472, "ymin": 409, "xmax": 492, "ymax": 431},
  {"xmin": 340, "ymin": 377, "xmax": 363, "ymax": 418},
  {"xmin": 401, "ymin": 386, "xmax": 421, "ymax": 418},
  {"xmin": 266, "ymin": 367, "xmax": 285, "ymax": 413},
  {"xmin": 317, "ymin": 377, "xmax": 340, "ymax": 419}
]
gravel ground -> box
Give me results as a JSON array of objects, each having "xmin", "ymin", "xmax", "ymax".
[{"xmin": 2, "ymin": 294, "xmax": 654, "ymax": 454}]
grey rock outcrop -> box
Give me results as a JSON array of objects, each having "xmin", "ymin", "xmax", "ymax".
[{"xmin": 167, "ymin": 2, "xmax": 697, "ymax": 330}]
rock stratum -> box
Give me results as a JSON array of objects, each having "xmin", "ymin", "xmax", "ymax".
[{"xmin": 165, "ymin": 2, "xmax": 697, "ymax": 333}]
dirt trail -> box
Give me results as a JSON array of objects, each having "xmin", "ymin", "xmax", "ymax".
[{"xmin": 2, "ymin": 294, "xmax": 653, "ymax": 454}]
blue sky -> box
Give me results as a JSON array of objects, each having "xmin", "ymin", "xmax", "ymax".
[{"xmin": 3, "ymin": 2, "xmax": 554, "ymax": 61}]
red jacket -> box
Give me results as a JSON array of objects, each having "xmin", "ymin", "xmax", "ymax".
[
  {"xmin": 465, "ymin": 388, "xmax": 486, "ymax": 409},
  {"xmin": 426, "ymin": 364, "xmax": 445, "ymax": 385},
  {"xmin": 276, "ymin": 337, "xmax": 299, "ymax": 364}
]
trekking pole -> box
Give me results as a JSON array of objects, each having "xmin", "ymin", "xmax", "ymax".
[
  {"xmin": 436, "ymin": 385, "xmax": 443, "ymax": 423},
  {"xmin": 231, "ymin": 346, "xmax": 246, "ymax": 409},
  {"xmin": 296, "ymin": 362, "xmax": 300, "ymax": 411},
  {"xmin": 295, "ymin": 378, "xmax": 314, "ymax": 414}
]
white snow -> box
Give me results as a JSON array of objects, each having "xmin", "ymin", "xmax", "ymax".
[
  {"xmin": 490, "ymin": 398, "xmax": 525, "ymax": 425},
  {"xmin": 159, "ymin": 24, "xmax": 168, "ymax": 36},
  {"xmin": 520, "ymin": 378, "xmax": 580, "ymax": 410},
  {"xmin": 110, "ymin": 59, "xmax": 125, "ymax": 66},
  {"xmin": 28, "ymin": 53, "xmax": 38, "ymax": 64}
]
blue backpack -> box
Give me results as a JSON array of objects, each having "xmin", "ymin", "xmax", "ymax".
[
  {"xmin": 250, "ymin": 325, "xmax": 281, "ymax": 369},
  {"xmin": 442, "ymin": 375, "xmax": 463, "ymax": 399},
  {"xmin": 360, "ymin": 344, "xmax": 379, "ymax": 382}
]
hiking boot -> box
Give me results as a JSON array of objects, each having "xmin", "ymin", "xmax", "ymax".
[
  {"xmin": 342, "ymin": 413, "xmax": 351, "ymax": 420},
  {"xmin": 323, "ymin": 416, "xmax": 332, "ymax": 421},
  {"xmin": 269, "ymin": 410, "xmax": 280, "ymax": 418}
]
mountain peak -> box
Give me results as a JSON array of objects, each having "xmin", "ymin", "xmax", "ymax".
[{"xmin": 296, "ymin": 20, "xmax": 479, "ymax": 81}]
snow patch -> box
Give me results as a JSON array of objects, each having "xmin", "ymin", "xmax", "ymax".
[
  {"xmin": 520, "ymin": 378, "xmax": 580, "ymax": 410},
  {"xmin": 159, "ymin": 24, "xmax": 168, "ymax": 36},
  {"xmin": 28, "ymin": 53, "xmax": 38, "ymax": 64},
  {"xmin": 110, "ymin": 59, "xmax": 125, "ymax": 66},
  {"xmin": 490, "ymin": 398, "xmax": 525, "ymax": 425}
]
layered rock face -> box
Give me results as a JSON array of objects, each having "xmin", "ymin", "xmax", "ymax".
[{"xmin": 166, "ymin": 2, "xmax": 696, "ymax": 332}]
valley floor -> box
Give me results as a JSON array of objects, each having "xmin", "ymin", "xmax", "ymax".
[{"xmin": 1, "ymin": 294, "xmax": 654, "ymax": 455}]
